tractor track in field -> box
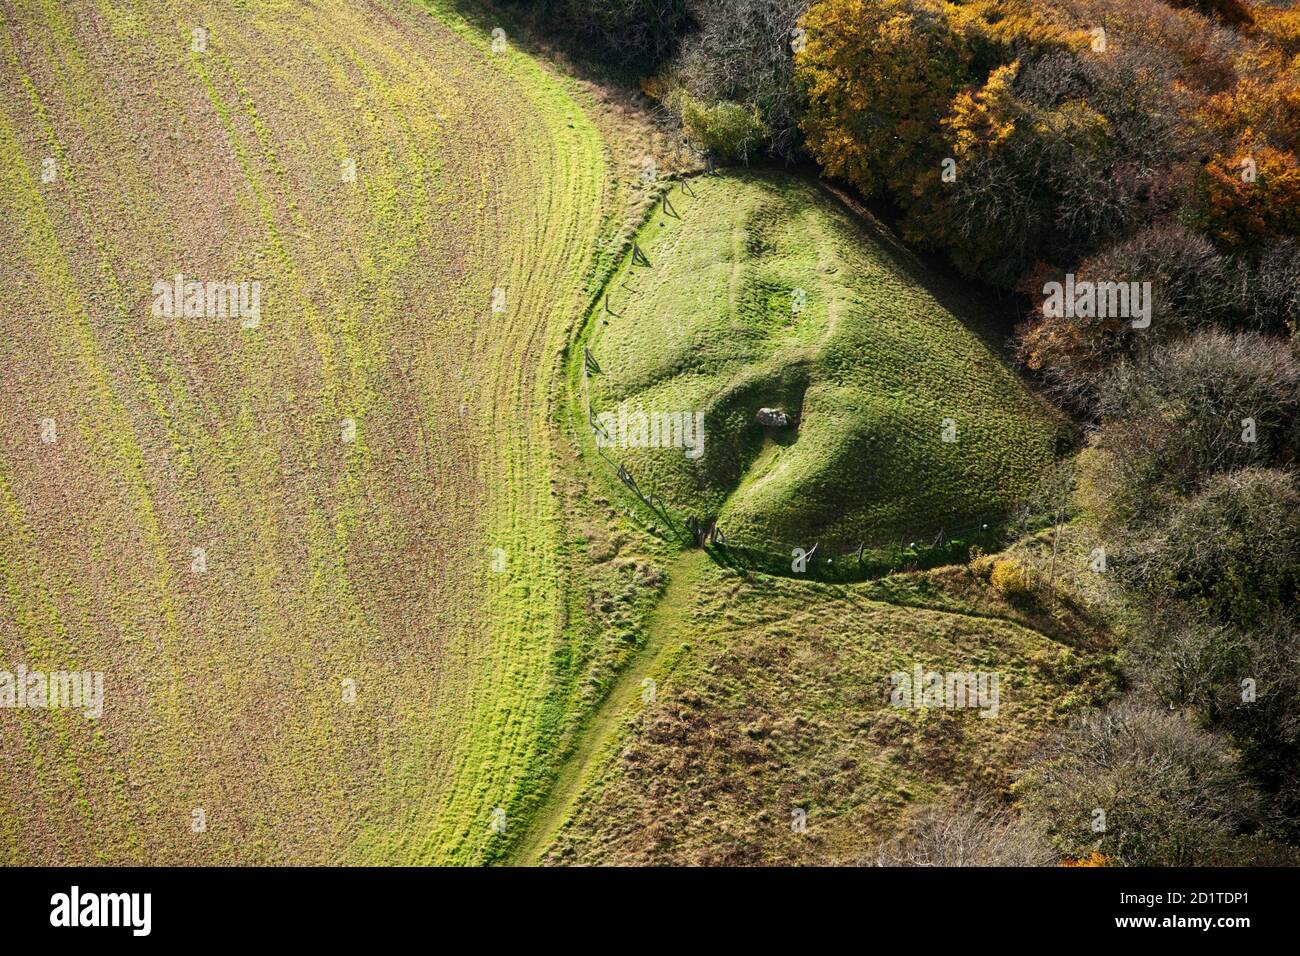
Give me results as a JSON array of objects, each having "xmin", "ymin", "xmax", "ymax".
[{"xmin": 0, "ymin": 0, "xmax": 609, "ymax": 864}]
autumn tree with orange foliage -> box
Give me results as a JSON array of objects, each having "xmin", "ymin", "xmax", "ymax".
[
  {"xmin": 1062, "ymin": 851, "xmax": 1110, "ymax": 867},
  {"xmin": 1202, "ymin": 142, "xmax": 1300, "ymax": 245},
  {"xmin": 1198, "ymin": 54, "xmax": 1300, "ymax": 152},
  {"xmin": 1247, "ymin": 1, "xmax": 1300, "ymax": 56},
  {"xmin": 795, "ymin": 0, "xmax": 974, "ymax": 198},
  {"xmin": 796, "ymin": 0, "xmax": 1206, "ymax": 285},
  {"xmin": 794, "ymin": 0, "xmax": 1079, "ymax": 197}
]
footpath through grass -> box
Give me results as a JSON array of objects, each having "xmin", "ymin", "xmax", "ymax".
[
  {"xmin": 535, "ymin": 554, "xmax": 1115, "ymax": 865},
  {"xmin": 509, "ymin": 548, "xmax": 707, "ymax": 865}
]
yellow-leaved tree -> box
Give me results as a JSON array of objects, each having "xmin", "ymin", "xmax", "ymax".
[{"xmin": 794, "ymin": 0, "xmax": 973, "ymax": 198}]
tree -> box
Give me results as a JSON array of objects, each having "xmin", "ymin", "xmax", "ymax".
[
  {"xmin": 661, "ymin": 0, "xmax": 809, "ymax": 161},
  {"xmin": 1021, "ymin": 242, "xmax": 1300, "ymax": 413},
  {"xmin": 1076, "ymin": 332, "xmax": 1300, "ymax": 582},
  {"xmin": 1248, "ymin": 3, "xmax": 1300, "ymax": 57},
  {"xmin": 1098, "ymin": 330, "xmax": 1300, "ymax": 475},
  {"xmin": 1017, "ymin": 704, "xmax": 1260, "ymax": 866},
  {"xmin": 512, "ymin": 0, "xmax": 691, "ymax": 70},
  {"xmin": 1129, "ymin": 608, "xmax": 1300, "ymax": 844},
  {"xmin": 1198, "ymin": 61, "xmax": 1300, "ymax": 153},
  {"xmin": 673, "ymin": 91, "xmax": 768, "ymax": 161},
  {"xmin": 865, "ymin": 800, "xmax": 1057, "ymax": 866},
  {"xmin": 1123, "ymin": 468, "xmax": 1300, "ymax": 623},
  {"xmin": 795, "ymin": 0, "xmax": 973, "ymax": 198},
  {"xmin": 1075, "ymin": 417, "xmax": 1187, "ymax": 534},
  {"xmin": 1164, "ymin": 0, "xmax": 1254, "ymax": 28},
  {"xmin": 1245, "ymin": 239, "xmax": 1300, "ymax": 334},
  {"xmin": 911, "ymin": 73, "xmax": 1121, "ymax": 285},
  {"xmin": 1201, "ymin": 142, "xmax": 1300, "ymax": 246},
  {"xmin": 905, "ymin": 42, "xmax": 1198, "ymax": 286}
]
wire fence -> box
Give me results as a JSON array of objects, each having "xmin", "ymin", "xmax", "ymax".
[
  {"xmin": 592, "ymin": 440, "xmax": 1040, "ymax": 581},
  {"xmin": 577, "ymin": 178, "xmax": 1053, "ymax": 582}
]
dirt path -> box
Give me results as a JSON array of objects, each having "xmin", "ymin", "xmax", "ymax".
[{"xmin": 510, "ymin": 549, "xmax": 708, "ymax": 865}]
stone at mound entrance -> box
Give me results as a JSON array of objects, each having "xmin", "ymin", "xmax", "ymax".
[{"xmin": 756, "ymin": 407, "xmax": 791, "ymax": 428}]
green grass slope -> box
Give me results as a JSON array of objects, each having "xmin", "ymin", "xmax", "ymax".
[{"xmin": 585, "ymin": 170, "xmax": 1069, "ymax": 551}]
